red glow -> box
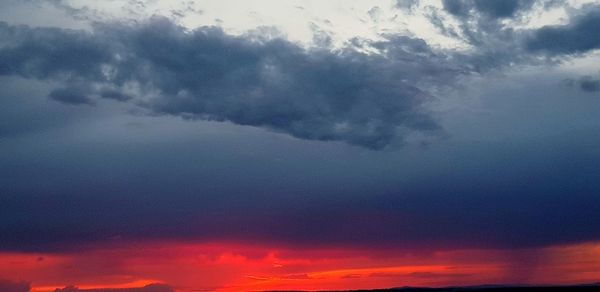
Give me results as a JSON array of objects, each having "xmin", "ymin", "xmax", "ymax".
[{"xmin": 1, "ymin": 241, "xmax": 600, "ymax": 292}]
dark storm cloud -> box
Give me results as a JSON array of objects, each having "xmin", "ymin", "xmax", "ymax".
[
  {"xmin": 0, "ymin": 18, "xmax": 467, "ymax": 149},
  {"xmin": 525, "ymin": 7, "xmax": 600, "ymax": 55}
]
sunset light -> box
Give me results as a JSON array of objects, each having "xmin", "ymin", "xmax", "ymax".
[{"xmin": 2, "ymin": 0, "xmax": 600, "ymax": 291}]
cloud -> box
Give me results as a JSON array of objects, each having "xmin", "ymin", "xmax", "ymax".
[
  {"xmin": 3, "ymin": 4, "xmax": 597, "ymax": 148},
  {"xmin": 395, "ymin": 0, "xmax": 419, "ymax": 12},
  {"xmin": 281, "ymin": 273, "xmax": 312, "ymax": 280},
  {"xmin": 0, "ymin": 279, "xmax": 30, "ymax": 292},
  {"xmin": 435, "ymin": 2, "xmax": 600, "ymax": 71},
  {"xmin": 472, "ymin": 0, "xmax": 533, "ymax": 18},
  {"xmin": 0, "ymin": 22, "xmax": 112, "ymax": 79},
  {"xmin": 564, "ymin": 75, "xmax": 600, "ymax": 93},
  {"xmin": 442, "ymin": 0, "xmax": 534, "ymax": 19},
  {"xmin": 0, "ymin": 18, "xmax": 468, "ymax": 149},
  {"xmin": 49, "ymin": 86, "xmax": 95, "ymax": 105},
  {"xmin": 99, "ymin": 88, "xmax": 133, "ymax": 102},
  {"xmin": 525, "ymin": 7, "xmax": 600, "ymax": 55},
  {"xmin": 436, "ymin": 0, "xmax": 532, "ymax": 59},
  {"xmin": 2, "ymin": 3, "xmax": 600, "ymax": 255},
  {"xmin": 54, "ymin": 284, "xmax": 173, "ymax": 292},
  {"xmin": 367, "ymin": 6, "xmax": 384, "ymax": 22},
  {"xmin": 442, "ymin": 0, "xmax": 471, "ymax": 18},
  {"xmin": 580, "ymin": 77, "xmax": 600, "ymax": 93}
]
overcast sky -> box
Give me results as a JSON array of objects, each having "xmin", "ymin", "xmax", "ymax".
[{"xmin": 1, "ymin": 1, "xmax": 600, "ymax": 291}]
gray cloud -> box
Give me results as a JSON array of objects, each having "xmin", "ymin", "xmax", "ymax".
[
  {"xmin": 49, "ymin": 86, "xmax": 95, "ymax": 105},
  {"xmin": 442, "ymin": 0, "xmax": 534, "ymax": 19},
  {"xmin": 525, "ymin": 7, "xmax": 600, "ymax": 55},
  {"xmin": 0, "ymin": 17, "xmax": 467, "ymax": 149},
  {"xmin": 565, "ymin": 75, "xmax": 600, "ymax": 93},
  {"xmin": 473, "ymin": 0, "xmax": 534, "ymax": 18},
  {"xmin": 3, "ymin": 3, "xmax": 597, "ymax": 148},
  {"xmin": 580, "ymin": 77, "xmax": 600, "ymax": 92},
  {"xmin": 99, "ymin": 88, "xmax": 133, "ymax": 101},
  {"xmin": 0, "ymin": 22, "xmax": 111, "ymax": 79},
  {"xmin": 434, "ymin": 2, "xmax": 600, "ymax": 75},
  {"xmin": 442, "ymin": 0, "xmax": 471, "ymax": 17},
  {"xmin": 395, "ymin": 0, "xmax": 419, "ymax": 12},
  {"xmin": 436, "ymin": 0, "xmax": 532, "ymax": 56}
]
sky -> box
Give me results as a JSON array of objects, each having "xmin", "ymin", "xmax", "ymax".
[{"xmin": 1, "ymin": 0, "xmax": 600, "ymax": 291}]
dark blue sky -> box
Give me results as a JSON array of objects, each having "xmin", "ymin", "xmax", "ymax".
[{"xmin": 1, "ymin": 0, "xmax": 600, "ymax": 258}]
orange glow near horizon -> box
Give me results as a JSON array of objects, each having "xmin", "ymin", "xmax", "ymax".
[
  {"xmin": 2, "ymin": 241, "xmax": 600, "ymax": 292},
  {"xmin": 31, "ymin": 279, "xmax": 163, "ymax": 292}
]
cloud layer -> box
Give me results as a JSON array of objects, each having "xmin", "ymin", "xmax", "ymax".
[
  {"xmin": 0, "ymin": 18, "xmax": 467, "ymax": 149},
  {"xmin": 2, "ymin": 2, "xmax": 599, "ymax": 149},
  {"xmin": 1, "ymin": 0, "xmax": 600, "ymax": 257}
]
